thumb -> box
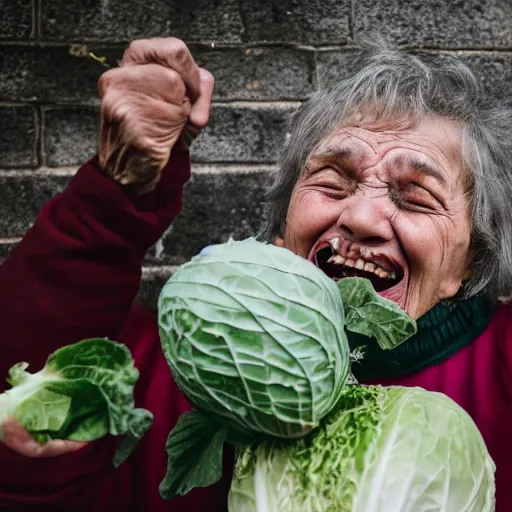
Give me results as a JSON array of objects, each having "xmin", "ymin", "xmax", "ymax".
[
  {"xmin": 188, "ymin": 68, "xmax": 215, "ymax": 129},
  {"xmin": 1, "ymin": 418, "xmax": 87, "ymax": 458}
]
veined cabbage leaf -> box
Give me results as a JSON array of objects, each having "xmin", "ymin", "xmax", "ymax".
[
  {"xmin": 229, "ymin": 385, "xmax": 495, "ymax": 512},
  {"xmin": 0, "ymin": 338, "xmax": 153, "ymax": 466}
]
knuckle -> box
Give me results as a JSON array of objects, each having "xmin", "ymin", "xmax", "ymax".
[
  {"xmin": 101, "ymin": 90, "xmax": 130, "ymax": 124},
  {"xmin": 201, "ymin": 68, "xmax": 215, "ymax": 92},
  {"xmin": 203, "ymin": 69, "xmax": 215, "ymax": 85},
  {"xmin": 163, "ymin": 69, "xmax": 186, "ymax": 97},
  {"xmin": 100, "ymin": 89, "xmax": 116, "ymax": 116},
  {"xmin": 124, "ymin": 39, "xmax": 147, "ymax": 57},
  {"xmin": 168, "ymin": 37, "xmax": 187, "ymax": 53},
  {"xmin": 167, "ymin": 39, "xmax": 190, "ymax": 65},
  {"xmin": 98, "ymin": 69, "xmax": 117, "ymax": 97}
]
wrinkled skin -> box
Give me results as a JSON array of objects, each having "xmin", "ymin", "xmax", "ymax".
[
  {"xmin": 277, "ymin": 117, "xmax": 472, "ymax": 320},
  {"xmin": 98, "ymin": 37, "xmax": 214, "ymax": 193}
]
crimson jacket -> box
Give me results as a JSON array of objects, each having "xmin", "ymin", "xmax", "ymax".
[{"xmin": 0, "ymin": 149, "xmax": 511, "ymax": 511}]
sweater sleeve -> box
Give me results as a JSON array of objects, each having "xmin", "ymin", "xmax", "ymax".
[
  {"xmin": 0, "ymin": 149, "xmax": 190, "ymax": 510},
  {"xmin": 0, "ymin": 148, "xmax": 190, "ymax": 387}
]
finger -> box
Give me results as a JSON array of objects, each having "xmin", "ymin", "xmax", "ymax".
[
  {"xmin": 99, "ymin": 64, "xmax": 187, "ymax": 105},
  {"xmin": 2, "ymin": 418, "xmax": 87, "ymax": 458},
  {"xmin": 188, "ymin": 68, "xmax": 215, "ymax": 129},
  {"xmin": 100, "ymin": 95, "xmax": 188, "ymax": 178},
  {"xmin": 121, "ymin": 38, "xmax": 201, "ymax": 103},
  {"xmin": 102, "ymin": 89, "xmax": 191, "ymax": 148}
]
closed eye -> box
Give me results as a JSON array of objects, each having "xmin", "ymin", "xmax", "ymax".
[
  {"xmin": 391, "ymin": 183, "xmax": 443, "ymax": 211},
  {"xmin": 314, "ymin": 184, "xmax": 349, "ymax": 200}
]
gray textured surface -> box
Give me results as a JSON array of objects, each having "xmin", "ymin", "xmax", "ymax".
[
  {"xmin": 41, "ymin": 0, "xmax": 174, "ymax": 40},
  {"xmin": 149, "ymin": 167, "xmax": 273, "ymax": 265},
  {"xmin": 0, "ymin": 174, "xmax": 69, "ymax": 237},
  {"xmin": 43, "ymin": 107, "xmax": 100, "ymax": 166},
  {"xmin": 191, "ymin": 104, "xmax": 297, "ymax": 163},
  {"xmin": 0, "ymin": 44, "xmax": 120, "ymax": 104},
  {"xmin": 193, "ymin": 46, "xmax": 315, "ymax": 101},
  {"xmin": 41, "ymin": 0, "xmax": 244, "ymax": 42},
  {"xmin": 0, "ymin": 106, "xmax": 39, "ymax": 168},
  {"xmin": 2, "ymin": 0, "xmax": 512, "ymax": 305},
  {"xmin": 239, "ymin": 0, "xmax": 351, "ymax": 44},
  {"xmin": 353, "ymin": 0, "xmax": 512, "ymax": 48},
  {"xmin": 0, "ymin": 0, "xmax": 33, "ymax": 39}
]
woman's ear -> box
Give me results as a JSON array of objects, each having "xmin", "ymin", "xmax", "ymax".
[{"xmin": 274, "ymin": 237, "xmax": 285, "ymax": 247}]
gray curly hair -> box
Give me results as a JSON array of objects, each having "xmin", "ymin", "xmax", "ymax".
[{"xmin": 259, "ymin": 43, "xmax": 512, "ymax": 301}]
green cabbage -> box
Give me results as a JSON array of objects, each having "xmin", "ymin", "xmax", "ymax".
[
  {"xmin": 157, "ymin": 238, "xmax": 494, "ymax": 509},
  {"xmin": 0, "ymin": 338, "xmax": 153, "ymax": 466},
  {"xmin": 158, "ymin": 238, "xmax": 350, "ymax": 439},
  {"xmin": 229, "ymin": 386, "xmax": 495, "ymax": 512}
]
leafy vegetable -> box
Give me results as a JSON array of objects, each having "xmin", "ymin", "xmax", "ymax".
[
  {"xmin": 157, "ymin": 238, "xmax": 419, "ymax": 499},
  {"xmin": 0, "ymin": 338, "xmax": 152, "ymax": 465},
  {"xmin": 229, "ymin": 385, "xmax": 495, "ymax": 512},
  {"xmin": 158, "ymin": 411, "xmax": 228, "ymax": 498},
  {"xmin": 337, "ymin": 278, "xmax": 416, "ymax": 350},
  {"xmin": 158, "ymin": 238, "xmax": 350, "ymax": 440}
]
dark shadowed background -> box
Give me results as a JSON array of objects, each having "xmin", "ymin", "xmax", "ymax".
[{"xmin": 1, "ymin": 0, "xmax": 512, "ymax": 306}]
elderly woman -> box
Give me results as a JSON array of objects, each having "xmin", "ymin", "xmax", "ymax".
[{"xmin": 0, "ymin": 37, "xmax": 511, "ymax": 511}]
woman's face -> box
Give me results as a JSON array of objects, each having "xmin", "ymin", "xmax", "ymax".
[{"xmin": 279, "ymin": 115, "xmax": 472, "ymax": 320}]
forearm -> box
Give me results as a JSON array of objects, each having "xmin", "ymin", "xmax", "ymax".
[{"xmin": 0, "ymin": 149, "xmax": 190, "ymax": 387}]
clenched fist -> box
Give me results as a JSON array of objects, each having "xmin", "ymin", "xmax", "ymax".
[{"xmin": 98, "ymin": 38, "xmax": 214, "ymax": 194}]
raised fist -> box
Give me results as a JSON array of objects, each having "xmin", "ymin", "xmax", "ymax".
[{"xmin": 98, "ymin": 38, "xmax": 214, "ymax": 194}]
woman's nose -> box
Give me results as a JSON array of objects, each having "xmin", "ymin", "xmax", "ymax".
[{"xmin": 335, "ymin": 196, "xmax": 395, "ymax": 244}]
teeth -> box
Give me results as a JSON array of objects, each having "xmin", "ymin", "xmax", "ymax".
[
  {"xmin": 361, "ymin": 248, "xmax": 373, "ymax": 259},
  {"xmin": 324, "ymin": 255, "xmax": 397, "ymax": 280},
  {"xmin": 327, "ymin": 254, "xmax": 345, "ymax": 264},
  {"xmin": 322, "ymin": 240, "xmax": 398, "ymax": 281},
  {"xmin": 327, "ymin": 254, "xmax": 346, "ymax": 265},
  {"xmin": 329, "ymin": 237, "xmax": 341, "ymax": 252},
  {"xmin": 364, "ymin": 262, "xmax": 376, "ymax": 272}
]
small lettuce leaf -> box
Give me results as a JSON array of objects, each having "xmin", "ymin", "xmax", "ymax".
[
  {"xmin": 337, "ymin": 278, "xmax": 417, "ymax": 350},
  {"xmin": 159, "ymin": 411, "xmax": 227, "ymax": 499},
  {"xmin": 0, "ymin": 338, "xmax": 153, "ymax": 465}
]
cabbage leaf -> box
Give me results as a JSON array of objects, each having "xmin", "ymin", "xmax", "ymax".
[{"xmin": 0, "ymin": 338, "xmax": 153, "ymax": 466}]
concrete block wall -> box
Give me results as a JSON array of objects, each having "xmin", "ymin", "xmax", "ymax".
[{"xmin": 1, "ymin": 0, "xmax": 512, "ymax": 306}]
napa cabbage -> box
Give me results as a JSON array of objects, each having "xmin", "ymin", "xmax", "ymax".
[{"xmin": 229, "ymin": 386, "xmax": 495, "ymax": 512}]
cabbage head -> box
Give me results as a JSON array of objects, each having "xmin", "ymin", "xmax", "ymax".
[
  {"xmin": 228, "ymin": 385, "xmax": 495, "ymax": 512},
  {"xmin": 157, "ymin": 238, "xmax": 417, "ymax": 499},
  {"xmin": 158, "ymin": 238, "xmax": 350, "ymax": 439}
]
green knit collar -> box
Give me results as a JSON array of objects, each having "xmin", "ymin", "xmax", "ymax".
[{"xmin": 350, "ymin": 296, "xmax": 496, "ymax": 381}]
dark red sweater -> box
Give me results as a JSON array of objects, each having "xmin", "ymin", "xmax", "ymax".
[{"xmin": 0, "ymin": 151, "xmax": 511, "ymax": 511}]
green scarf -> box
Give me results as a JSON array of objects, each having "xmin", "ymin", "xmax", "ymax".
[{"xmin": 350, "ymin": 295, "xmax": 496, "ymax": 381}]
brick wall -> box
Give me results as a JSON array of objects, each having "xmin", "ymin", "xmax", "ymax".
[{"xmin": 1, "ymin": 0, "xmax": 512, "ymax": 306}]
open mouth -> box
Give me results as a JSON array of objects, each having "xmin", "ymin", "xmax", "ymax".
[{"xmin": 314, "ymin": 244, "xmax": 404, "ymax": 293}]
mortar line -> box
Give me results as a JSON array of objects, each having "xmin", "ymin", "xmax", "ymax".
[{"xmin": 349, "ymin": 0, "xmax": 355, "ymax": 41}]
